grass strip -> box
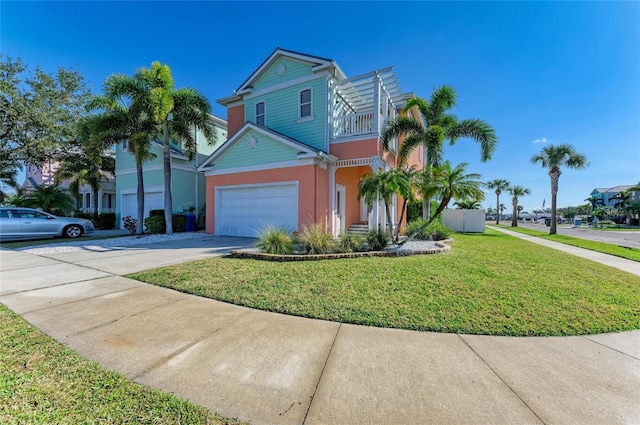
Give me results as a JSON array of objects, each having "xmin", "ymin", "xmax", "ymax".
[
  {"xmin": 0, "ymin": 304, "xmax": 241, "ymax": 424},
  {"xmin": 496, "ymin": 225, "xmax": 640, "ymax": 262},
  {"xmin": 129, "ymin": 229, "xmax": 640, "ymax": 337}
]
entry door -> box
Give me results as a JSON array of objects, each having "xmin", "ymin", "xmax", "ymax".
[{"xmin": 336, "ymin": 184, "xmax": 346, "ymax": 236}]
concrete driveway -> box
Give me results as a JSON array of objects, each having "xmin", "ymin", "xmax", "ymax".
[{"xmin": 1, "ymin": 235, "xmax": 639, "ymax": 425}]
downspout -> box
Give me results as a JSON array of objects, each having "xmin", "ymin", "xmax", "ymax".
[{"xmin": 194, "ymin": 125, "xmax": 198, "ymax": 222}]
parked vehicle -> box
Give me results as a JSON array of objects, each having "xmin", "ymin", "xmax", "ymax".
[{"xmin": 0, "ymin": 207, "xmax": 94, "ymax": 241}]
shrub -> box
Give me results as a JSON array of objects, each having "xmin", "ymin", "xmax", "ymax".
[
  {"xmin": 404, "ymin": 219, "xmax": 452, "ymax": 241},
  {"xmin": 298, "ymin": 222, "xmax": 336, "ymax": 254},
  {"xmin": 339, "ymin": 232, "xmax": 364, "ymax": 253},
  {"xmin": 144, "ymin": 214, "xmax": 188, "ymax": 234},
  {"xmin": 144, "ymin": 216, "xmax": 165, "ymax": 234},
  {"xmin": 122, "ymin": 216, "xmax": 137, "ymax": 235},
  {"xmin": 366, "ymin": 229, "xmax": 389, "ymax": 251},
  {"xmin": 97, "ymin": 213, "xmax": 116, "ymax": 230},
  {"xmin": 149, "ymin": 209, "xmax": 164, "ymax": 217},
  {"xmin": 172, "ymin": 214, "xmax": 187, "ymax": 233},
  {"xmin": 256, "ymin": 225, "xmax": 294, "ymax": 255}
]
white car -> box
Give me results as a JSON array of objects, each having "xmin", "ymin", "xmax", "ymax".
[{"xmin": 0, "ymin": 207, "xmax": 95, "ymax": 241}]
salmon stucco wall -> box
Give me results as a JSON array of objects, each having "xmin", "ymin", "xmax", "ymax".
[
  {"xmin": 205, "ymin": 164, "xmax": 329, "ymax": 235},
  {"xmin": 226, "ymin": 104, "xmax": 245, "ymax": 137},
  {"xmin": 329, "ymin": 138, "xmax": 379, "ymax": 160}
]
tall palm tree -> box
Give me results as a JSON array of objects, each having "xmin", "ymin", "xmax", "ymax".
[
  {"xmin": 611, "ymin": 190, "xmax": 631, "ymax": 225},
  {"xmin": 507, "ymin": 185, "xmax": 531, "ymax": 227},
  {"xmin": 87, "ymin": 75, "xmax": 157, "ymax": 235},
  {"xmin": 382, "ymin": 85, "xmax": 497, "ymax": 220},
  {"xmin": 358, "ymin": 167, "xmax": 413, "ymax": 240},
  {"xmin": 134, "ymin": 62, "xmax": 217, "ymax": 234},
  {"xmin": 486, "ymin": 179, "xmax": 510, "ymax": 225},
  {"xmin": 531, "ymin": 144, "xmax": 588, "ymax": 234},
  {"xmin": 401, "ymin": 161, "xmax": 483, "ymax": 245}
]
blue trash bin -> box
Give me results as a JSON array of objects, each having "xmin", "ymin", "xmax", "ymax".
[
  {"xmin": 545, "ymin": 218, "xmax": 551, "ymax": 227},
  {"xmin": 185, "ymin": 214, "xmax": 196, "ymax": 232}
]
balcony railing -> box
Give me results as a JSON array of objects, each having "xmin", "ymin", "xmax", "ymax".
[{"xmin": 332, "ymin": 112, "xmax": 380, "ymax": 138}]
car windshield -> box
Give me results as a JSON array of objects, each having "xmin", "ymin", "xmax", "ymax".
[{"xmin": 16, "ymin": 210, "xmax": 52, "ymax": 219}]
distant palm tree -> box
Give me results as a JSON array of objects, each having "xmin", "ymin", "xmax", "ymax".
[
  {"xmin": 453, "ymin": 199, "xmax": 482, "ymax": 209},
  {"xmin": 382, "ymin": 85, "xmax": 497, "ymax": 220},
  {"xmin": 611, "ymin": 190, "xmax": 631, "ymax": 225},
  {"xmin": 402, "ymin": 161, "xmax": 483, "ymax": 245},
  {"xmin": 507, "ymin": 185, "xmax": 531, "ymax": 227},
  {"xmin": 499, "ymin": 203, "xmax": 507, "ymax": 220},
  {"xmin": 486, "ymin": 179, "xmax": 510, "ymax": 225},
  {"xmin": 584, "ymin": 195, "xmax": 604, "ymax": 212},
  {"xmin": 531, "ymin": 144, "xmax": 588, "ymax": 234}
]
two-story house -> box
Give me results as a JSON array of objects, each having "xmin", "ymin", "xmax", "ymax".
[
  {"xmin": 198, "ymin": 48, "xmax": 423, "ymax": 238},
  {"xmin": 22, "ymin": 161, "xmax": 116, "ymax": 214},
  {"xmin": 115, "ymin": 114, "xmax": 227, "ymax": 228},
  {"xmin": 589, "ymin": 185, "xmax": 640, "ymax": 208}
]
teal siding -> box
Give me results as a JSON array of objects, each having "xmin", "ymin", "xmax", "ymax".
[
  {"xmin": 253, "ymin": 58, "xmax": 314, "ymax": 91},
  {"xmin": 214, "ymin": 130, "xmax": 300, "ymax": 171},
  {"xmin": 245, "ymin": 78, "xmax": 326, "ymax": 151}
]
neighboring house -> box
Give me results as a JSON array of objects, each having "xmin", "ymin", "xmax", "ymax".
[
  {"xmin": 22, "ymin": 161, "xmax": 116, "ymax": 214},
  {"xmin": 589, "ymin": 185, "xmax": 640, "ymax": 208},
  {"xmin": 198, "ymin": 48, "xmax": 423, "ymax": 238},
  {"xmin": 115, "ymin": 114, "xmax": 227, "ymax": 228}
]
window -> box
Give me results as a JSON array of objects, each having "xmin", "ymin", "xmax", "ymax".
[
  {"xmin": 255, "ymin": 102, "xmax": 265, "ymax": 126},
  {"xmin": 122, "ymin": 140, "xmax": 129, "ymax": 149},
  {"xmin": 300, "ymin": 89, "xmax": 312, "ymax": 118}
]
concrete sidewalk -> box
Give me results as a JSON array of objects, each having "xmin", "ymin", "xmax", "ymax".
[
  {"xmin": 1, "ymin": 236, "xmax": 639, "ymax": 424},
  {"xmin": 488, "ymin": 225, "xmax": 640, "ymax": 276}
]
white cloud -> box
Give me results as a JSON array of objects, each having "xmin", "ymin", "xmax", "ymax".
[{"xmin": 532, "ymin": 137, "xmax": 548, "ymax": 144}]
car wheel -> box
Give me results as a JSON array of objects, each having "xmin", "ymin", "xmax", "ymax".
[{"xmin": 63, "ymin": 224, "xmax": 83, "ymax": 238}]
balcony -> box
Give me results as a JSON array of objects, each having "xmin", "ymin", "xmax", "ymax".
[{"xmin": 330, "ymin": 66, "xmax": 406, "ymax": 144}]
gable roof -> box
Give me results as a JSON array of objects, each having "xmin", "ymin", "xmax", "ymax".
[
  {"xmin": 218, "ymin": 48, "xmax": 346, "ymax": 106},
  {"xmin": 197, "ymin": 122, "xmax": 336, "ymax": 171},
  {"xmin": 592, "ymin": 185, "xmax": 636, "ymax": 195}
]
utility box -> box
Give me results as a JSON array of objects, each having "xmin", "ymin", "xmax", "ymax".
[{"xmin": 442, "ymin": 209, "xmax": 486, "ymax": 233}]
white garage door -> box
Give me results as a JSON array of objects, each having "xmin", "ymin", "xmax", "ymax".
[
  {"xmin": 217, "ymin": 183, "xmax": 298, "ymax": 237},
  {"xmin": 120, "ymin": 192, "xmax": 163, "ymax": 226}
]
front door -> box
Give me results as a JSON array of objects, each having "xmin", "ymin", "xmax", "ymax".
[{"xmin": 336, "ymin": 184, "xmax": 346, "ymax": 236}]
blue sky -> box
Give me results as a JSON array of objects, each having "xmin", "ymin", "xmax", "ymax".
[{"xmin": 3, "ymin": 1, "xmax": 639, "ymax": 212}]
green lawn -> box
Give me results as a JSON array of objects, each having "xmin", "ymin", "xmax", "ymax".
[
  {"xmin": 129, "ymin": 229, "xmax": 640, "ymax": 337},
  {"xmin": 496, "ymin": 225, "xmax": 640, "ymax": 262},
  {"xmin": 0, "ymin": 305, "xmax": 241, "ymax": 424}
]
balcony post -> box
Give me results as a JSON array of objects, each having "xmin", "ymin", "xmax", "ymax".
[{"xmin": 373, "ymin": 75, "xmax": 380, "ymax": 134}]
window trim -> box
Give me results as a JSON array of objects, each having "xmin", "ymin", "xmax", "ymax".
[
  {"xmin": 297, "ymin": 87, "xmax": 314, "ymax": 123},
  {"xmin": 255, "ymin": 101, "xmax": 266, "ymax": 126}
]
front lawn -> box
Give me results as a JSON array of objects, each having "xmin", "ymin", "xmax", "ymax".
[
  {"xmin": 129, "ymin": 229, "xmax": 640, "ymax": 337},
  {"xmin": 497, "ymin": 225, "xmax": 640, "ymax": 262},
  {"xmin": 0, "ymin": 305, "xmax": 240, "ymax": 424}
]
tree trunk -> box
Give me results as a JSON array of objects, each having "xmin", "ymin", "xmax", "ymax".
[
  {"xmin": 511, "ymin": 198, "xmax": 518, "ymax": 227},
  {"xmin": 163, "ymin": 120, "xmax": 173, "ymax": 235},
  {"xmin": 549, "ymin": 170, "xmax": 560, "ymax": 235},
  {"xmin": 396, "ymin": 198, "xmax": 408, "ymax": 242},
  {"xmin": 136, "ymin": 161, "xmax": 145, "ymax": 235},
  {"xmin": 495, "ymin": 192, "xmax": 500, "ymax": 225}
]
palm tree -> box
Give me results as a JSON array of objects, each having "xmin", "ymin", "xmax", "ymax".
[
  {"xmin": 401, "ymin": 161, "xmax": 483, "ymax": 245},
  {"xmin": 486, "ymin": 179, "xmax": 510, "ymax": 225},
  {"xmin": 499, "ymin": 204, "xmax": 507, "ymax": 221},
  {"xmin": 55, "ymin": 119, "xmax": 115, "ymax": 222},
  {"xmin": 453, "ymin": 199, "xmax": 482, "ymax": 209},
  {"xmin": 358, "ymin": 167, "xmax": 414, "ymax": 241},
  {"xmin": 611, "ymin": 190, "xmax": 631, "ymax": 226},
  {"xmin": 87, "ymin": 74, "xmax": 158, "ymax": 235},
  {"xmin": 382, "ymin": 85, "xmax": 497, "ymax": 220},
  {"xmin": 21, "ymin": 184, "xmax": 74, "ymax": 214},
  {"xmin": 507, "ymin": 185, "xmax": 531, "ymax": 227},
  {"xmin": 584, "ymin": 195, "xmax": 604, "ymax": 212},
  {"xmin": 134, "ymin": 62, "xmax": 217, "ymax": 234},
  {"xmin": 531, "ymin": 144, "xmax": 588, "ymax": 235}
]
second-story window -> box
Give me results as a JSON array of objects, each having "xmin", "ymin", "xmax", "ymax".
[
  {"xmin": 255, "ymin": 101, "xmax": 265, "ymax": 126},
  {"xmin": 299, "ymin": 89, "xmax": 312, "ymax": 118}
]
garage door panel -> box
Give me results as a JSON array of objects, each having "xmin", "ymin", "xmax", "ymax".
[
  {"xmin": 217, "ymin": 184, "xmax": 298, "ymax": 237},
  {"xmin": 121, "ymin": 192, "xmax": 163, "ymax": 226}
]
